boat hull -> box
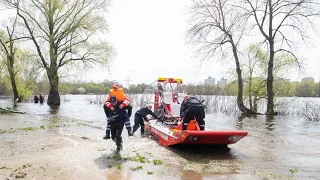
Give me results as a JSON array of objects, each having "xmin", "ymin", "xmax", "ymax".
[{"xmin": 145, "ymin": 121, "xmax": 248, "ymax": 146}]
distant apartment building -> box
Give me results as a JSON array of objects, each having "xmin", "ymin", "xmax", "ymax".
[
  {"xmin": 204, "ymin": 76, "xmax": 215, "ymax": 85},
  {"xmin": 302, "ymin": 77, "xmax": 314, "ymax": 83},
  {"xmin": 217, "ymin": 77, "xmax": 227, "ymax": 86}
]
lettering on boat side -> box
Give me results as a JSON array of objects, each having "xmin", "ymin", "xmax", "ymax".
[{"xmin": 150, "ymin": 127, "xmax": 169, "ymax": 141}]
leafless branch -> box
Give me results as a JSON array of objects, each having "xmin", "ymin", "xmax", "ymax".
[{"xmin": 274, "ymin": 48, "xmax": 301, "ymax": 68}]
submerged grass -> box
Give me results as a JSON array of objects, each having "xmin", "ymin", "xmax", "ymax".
[
  {"xmin": 0, "ymin": 124, "xmax": 62, "ymax": 134},
  {"xmin": 111, "ymin": 153, "xmax": 163, "ymax": 165},
  {"xmin": 108, "ymin": 153, "xmax": 164, "ymax": 174},
  {"xmin": 9, "ymin": 164, "xmax": 32, "ymax": 179},
  {"xmin": 153, "ymin": 160, "xmax": 163, "ymax": 165},
  {"xmin": 130, "ymin": 166, "xmax": 143, "ymax": 171}
]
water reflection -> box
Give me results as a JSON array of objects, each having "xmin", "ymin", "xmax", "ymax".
[
  {"xmin": 265, "ymin": 115, "xmax": 276, "ymax": 131},
  {"xmin": 236, "ymin": 114, "xmax": 253, "ymax": 129},
  {"xmin": 48, "ymin": 105, "xmax": 60, "ymax": 114}
]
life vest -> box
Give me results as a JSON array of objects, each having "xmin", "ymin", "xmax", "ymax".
[
  {"xmin": 105, "ymin": 88, "xmax": 130, "ymax": 108},
  {"xmin": 109, "ymin": 88, "xmax": 126, "ymax": 102},
  {"xmin": 177, "ymin": 119, "xmax": 200, "ymax": 131},
  {"xmin": 187, "ymin": 120, "xmax": 200, "ymax": 130}
]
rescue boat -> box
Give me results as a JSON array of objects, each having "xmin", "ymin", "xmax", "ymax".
[{"xmin": 141, "ymin": 77, "xmax": 248, "ymax": 147}]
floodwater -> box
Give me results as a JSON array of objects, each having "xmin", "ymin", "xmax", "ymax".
[{"xmin": 1, "ymin": 95, "xmax": 320, "ymax": 180}]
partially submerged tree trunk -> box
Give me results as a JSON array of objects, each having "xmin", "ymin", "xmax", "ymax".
[
  {"xmin": 236, "ymin": 68, "xmax": 251, "ymax": 114},
  {"xmin": 266, "ymin": 0, "xmax": 274, "ymax": 115},
  {"xmin": 248, "ymin": 70, "xmax": 253, "ymax": 111},
  {"xmin": 253, "ymin": 95, "xmax": 258, "ymax": 113},
  {"xmin": 47, "ymin": 68, "xmax": 60, "ymax": 105},
  {"xmin": 7, "ymin": 56, "xmax": 20, "ymax": 102},
  {"xmin": 230, "ymin": 39, "xmax": 251, "ymax": 114},
  {"xmin": 266, "ymin": 41, "xmax": 275, "ymax": 115}
]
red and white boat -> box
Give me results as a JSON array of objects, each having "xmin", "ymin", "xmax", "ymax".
[{"xmin": 142, "ymin": 77, "xmax": 248, "ymax": 147}]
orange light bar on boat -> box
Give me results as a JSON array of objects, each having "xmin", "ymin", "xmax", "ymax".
[
  {"xmin": 158, "ymin": 77, "xmax": 183, "ymax": 83},
  {"xmin": 167, "ymin": 78, "xmax": 174, "ymax": 83},
  {"xmin": 174, "ymin": 78, "xmax": 183, "ymax": 83},
  {"xmin": 158, "ymin": 77, "xmax": 167, "ymax": 82}
]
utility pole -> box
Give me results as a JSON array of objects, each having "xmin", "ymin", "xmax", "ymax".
[{"xmin": 124, "ymin": 76, "xmax": 131, "ymax": 88}]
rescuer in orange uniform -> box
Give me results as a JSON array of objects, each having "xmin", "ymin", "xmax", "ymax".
[
  {"xmin": 105, "ymin": 84, "xmax": 129, "ymax": 106},
  {"xmin": 103, "ymin": 84, "xmax": 132, "ymax": 139}
]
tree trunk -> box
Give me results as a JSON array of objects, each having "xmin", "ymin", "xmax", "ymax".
[
  {"xmin": 47, "ymin": 68, "xmax": 60, "ymax": 105},
  {"xmin": 266, "ymin": 47, "xmax": 274, "ymax": 115},
  {"xmin": 253, "ymin": 95, "xmax": 258, "ymax": 113},
  {"xmin": 266, "ymin": 0, "xmax": 275, "ymax": 115},
  {"xmin": 9, "ymin": 70, "xmax": 19, "ymax": 102},
  {"xmin": 236, "ymin": 68, "xmax": 251, "ymax": 114},
  {"xmin": 47, "ymin": 11, "xmax": 60, "ymax": 106},
  {"xmin": 230, "ymin": 36, "xmax": 252, "ymax": 114},
  {"xmin": 248, "ymin": 70, "xmax": 253, "ymax": 111},
  {"xmin": 7, "ymin": 56, "xmax": 20, "ymax": 102}
]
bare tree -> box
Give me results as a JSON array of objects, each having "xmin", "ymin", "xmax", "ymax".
[
  {"xmin": 243, "ymin": 0, "xmax": 320, "ymax": 115},
  {"xmin": 187, "ymin": 0, "xmax": 253, "ymax": 114},
  {"xmin": 2, "ymin": 0, "xmax": 115, "ymax": 105},
  {"xmin": 0, "ymin": 16, "xmax": 20, "ymax": 102}
]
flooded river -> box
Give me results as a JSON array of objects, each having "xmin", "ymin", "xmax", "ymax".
[{"xmin": 1, "ymin": 95, "xmax": 320, "ymax": 179}]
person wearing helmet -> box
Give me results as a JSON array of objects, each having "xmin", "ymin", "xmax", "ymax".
[
  {"xmin": 132, "ymin": 104, "xmax": 163, "ymax": 135},
  {"xmin": 182, "ymin": 95, "xmax": 206, "ymax": 131},
  {"xmin": 104, "ymin": 83, "xmax": 133, "ymax": 137},
  {"xmin": 105, "ymin": 83, "xmax": 129, "ymax": 108}
]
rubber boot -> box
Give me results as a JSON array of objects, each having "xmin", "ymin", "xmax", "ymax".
[
  {"xmin": 116, "ymin": 138, "xmax": 123, "ymax": 154},
  {"xmin": 127, "ymin": 127, "xmax": 133, "ymax": 136},
  {"xmin": 141, "ymin": 126, "xmax": 145, "ymax": 135},
  {"xmin": 132, "ymin": 126, "xmax": 139, "ymax": 135},
  {"xmin": 103, "ymin": 130, "xmax": 110, "ymax": 139}
]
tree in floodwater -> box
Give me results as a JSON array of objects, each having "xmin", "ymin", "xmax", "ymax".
[
  {"xmin": 243, "ymin": 0, "xmax": 320, "ymax": 115},
  {"xmin": 0, "ymin": 17, "xmax": 20, "ymax": 102},
  {"xmin": 187, "ymin": 0, "xmax": 253, "ymax": 114},
  {"xmin": 243, "ymin": 46, "xmax": 265, "ymax": 112},
  {"xmin": 243, "ymin": 45, "xmax": 299, "ymax": 113},
  {"xmin": 2, "ymin": 0, "xmax": 115, "ymax": 105}
]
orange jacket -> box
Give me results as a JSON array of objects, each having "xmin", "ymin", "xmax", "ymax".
[{"xmin": 105, "ymin": 88, "xmax": 130, "ymax": 108}]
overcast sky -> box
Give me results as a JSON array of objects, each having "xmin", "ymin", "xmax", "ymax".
[
  {"xmin": 89, "ymin": 0, "xmax": 320, "ymax": 84},
  {"xmin": 1, "ymin": 0, "xmax": 320, "ymax": 85}
]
